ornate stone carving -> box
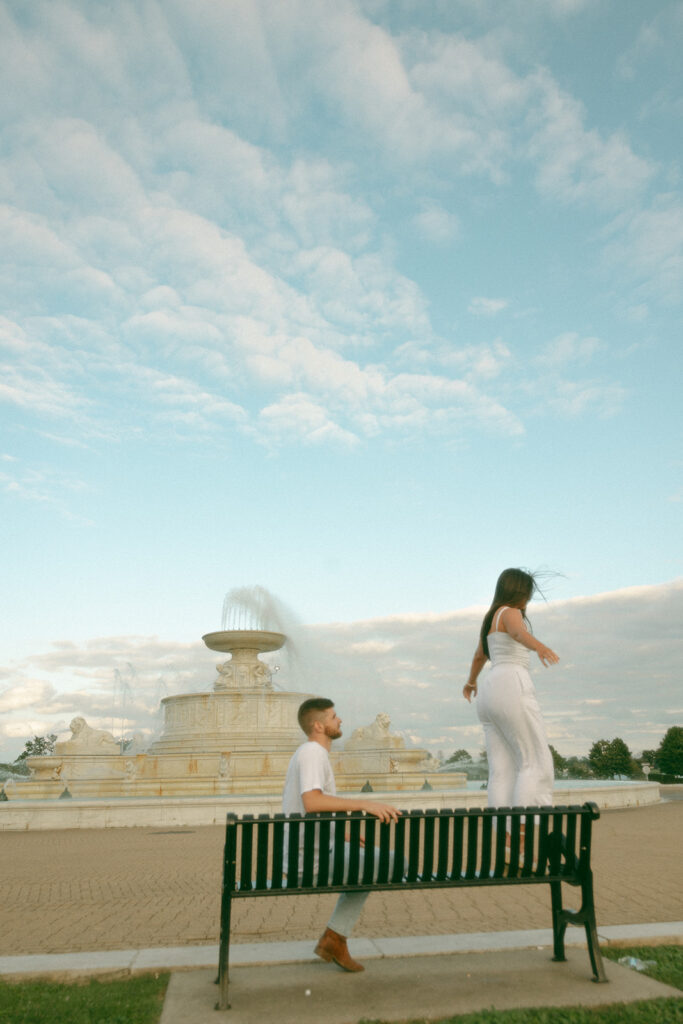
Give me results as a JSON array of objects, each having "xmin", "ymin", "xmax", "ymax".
[
  {"xmin": 345, "ymin": 712, "xmax": 406, "ymax": 750},
  {"xmin": 55, "ymin": 717, "xmax": 120, "ymax": 755}
]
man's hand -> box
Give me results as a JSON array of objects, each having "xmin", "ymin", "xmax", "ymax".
[{"xmin": 362, "ymin": 801, "xmax": 400, "ymax": 823}]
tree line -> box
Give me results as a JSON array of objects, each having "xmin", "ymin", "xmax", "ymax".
[{"xmin": 442, "ymin": 726, "xmax": 683, "ymax": 780}]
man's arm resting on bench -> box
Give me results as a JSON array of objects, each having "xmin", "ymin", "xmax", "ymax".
[{"xmin": 302, "ymin": 788, "xmax": 401, "ymax": 823}]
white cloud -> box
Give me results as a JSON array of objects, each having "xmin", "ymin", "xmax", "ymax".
[
  {"xmin": 0, "ymin": 680, "xmax": 55, "ymax": 713},
  {"xmin": 616, "ymin": 5, "xmax": 683, "ymax": 82},
  {"xmin": 468, "ymin": 297, "xmax": 509, "ymax": 317},
  {"xmin": 258, "ymin": 393, "xmax": 360, "ymax": 447},
  {"xmin": 536, "ymin": 332, "xmax": 602, "ymax": 367},
  {"xmin": 413, "ymin": 203, "xmax": 460, "ymax": 244},
  {"xmin": 529, "ymin": 332, "xmax": 626, "ymax": 419},
  {"xmin": 546, "ymin": 379, "xmax": 627, "ymax": 418},
  {"xmin": 603, "ymin": 194, "xmax": 683, "ymax": 303},
  {"xmin": 527, "ymin": 70, "xmax": 655, "ymax": 207}
]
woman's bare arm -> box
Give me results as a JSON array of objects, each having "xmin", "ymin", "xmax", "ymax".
[
  {"xmin": 463, "ymin": 639, "xmax": 487, "ymax": 701},
  {"xmin": 502, "ymin": 608, "xmax": 559, "ymax": 666}
]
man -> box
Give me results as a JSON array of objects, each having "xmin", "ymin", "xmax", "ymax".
[{"xmin": 282, "ymin": 697, "xmax": 400, "ymax": 972}]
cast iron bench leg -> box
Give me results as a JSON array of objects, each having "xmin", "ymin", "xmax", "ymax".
[
  {"xmin": 550, "ymin": 881, "xmax": 568, "ymax": 963},
  {"xmin": 216, "ymin": 894, "xmax": 232, "ymax": 1009},
  {"xmin": 582, "ymin": 871, "xmax": 607, "ymax": 983}
]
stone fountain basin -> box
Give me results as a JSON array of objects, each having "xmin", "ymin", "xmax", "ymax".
[{"xmin": 202, "ymin": 630, "xmax": 285, "ymax": 653}]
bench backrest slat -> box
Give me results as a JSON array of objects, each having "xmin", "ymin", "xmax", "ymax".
[
  {"xmin": 436, "ymin": 814, "xmax": 450, "ymax": 880},
  {"xmin": 407, "ymin": 813, "xmax": 421, "ymax": 882},
  {"xmin": 301, "ymin": 818, "xmax": 317, "ymax": 887},
  {"xmin": 271, "ymin": 817, "xmax": 285, "ymax": 889},
  {"xmin": 317, "ymin": 817, "xmax": 331, "ymax": 886},
  {"xmin": 286, "ymin": 818, "xmax": 300, "ymax": 886},
  {"xmin": 450, "ymin": 814, "xmax": 464, "ymax": 880},
  {"xmin": 332, "ymin": 817, "xmax": 346, "ymax": 884},
  {"xmin": 563, "ymin": 811, "xmax": 577, "ymax": 877},
  {"xmin": 392, "ymin": 816, "xmax": 406, "ymax": 883},
  {"xmin": 537, "ymin": 811, "xmax": 550, "ymax": 875},
  {"xmin": 480, "ymin": 811, "xmax": 493, "ymax": 877},
  {"xmin": 579, "ymin": 807, "xmax": 593, "ymax": 874},
  {"xmin": 347, "ymin": 815, "xmax": 362, "ymax": 884},
  {"xmin": 465, "ymin": 814, "xmax": 479, "ymax": 879},
  {"xmin": 377, "ymin": 819, "xmax": 392, "ymax": 884},
  {"xmin": 422, "ymin": 811, "xmax": 436, "ymax": 881},
  {"xmin": 362, "ymin": 817, "xmax": 376, "ymax": 884},
  {"xmin": 240, "ymin": 815, "xmax": 254, "ymax": 892},
  {"xmin": 521, "ymin": 814, "xmax": 535, "ymax": 876},
  {"xmin": 505, "ymin": 812, "xmax": 520, "ymax": 878}
]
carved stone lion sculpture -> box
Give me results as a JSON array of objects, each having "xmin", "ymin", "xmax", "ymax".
[
  {"xmin": 55, "ymin": 717, "xmax": 120, "ymax": 755},
  {"xmin": 345, "ymin": 712, "xmax": 406, "ymax": 750}
]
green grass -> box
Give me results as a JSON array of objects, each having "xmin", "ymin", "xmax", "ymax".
[
  {"xmin": 359, "ymin": 946, "xmax": 683, "ymax": 1024},
  {"xmin": 602, "ymin": 944, "xmax": 683, "ymax": 990},
  {"xmin": 361, "ymin": 1001, "xmax": 683, "ymax": 1023},
  {"xmin": 0, "ymin": 973, "xmax": 169, "ymax": 1024}
]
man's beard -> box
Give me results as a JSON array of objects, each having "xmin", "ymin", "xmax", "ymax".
[{"xmin": 324, "ymin": 724, "xmax": 342, "ymax": 741}]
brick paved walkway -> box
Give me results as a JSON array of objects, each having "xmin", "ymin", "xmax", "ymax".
[{"xmin": 1, "ymin": 801, "xmax": 681, "ymax": 957}]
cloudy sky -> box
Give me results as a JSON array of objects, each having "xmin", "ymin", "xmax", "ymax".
[{"xmin": 1, "ymin": 0, "xmax": 681, "ymax": 762}]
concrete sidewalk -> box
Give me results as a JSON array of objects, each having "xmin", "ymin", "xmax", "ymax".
[
  {"xmin": 160, "ymin": 948, "xmax": 682, "ymax": 1024},
  {"xmin": 1, "ymin": 921, "xmax": 681, "ymax": 981}
]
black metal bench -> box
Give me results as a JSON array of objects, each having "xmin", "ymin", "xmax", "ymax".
[{"xmin": 217, "ymin": 802, "xmax": 606, "ymax": 1009}]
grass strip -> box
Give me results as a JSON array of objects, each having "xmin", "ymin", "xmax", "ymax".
[
  {"xmin": 602, "ymin": 943, "xmax": 683, "ymax": 990},
  {"xmin": 0, "ymin": 972, "xmax": 169, "ymax": 1024},
  {"xmin": 361, "ymin": 999, "xmax": 683, "ymax": 1023}
]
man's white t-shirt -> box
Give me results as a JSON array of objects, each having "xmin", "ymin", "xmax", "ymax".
[{"xmin": 282, "ymin": 740, "xmax": 336, "ymax": 815}]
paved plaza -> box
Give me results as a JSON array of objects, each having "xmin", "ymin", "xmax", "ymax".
[{"xmin": 1, "ymin": 799, "xmax": 682, "ymax": 958}]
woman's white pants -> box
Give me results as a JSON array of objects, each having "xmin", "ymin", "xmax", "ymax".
[{"xmin": 477, "ymin": 664, "xmax": 554, "ymax": 807}]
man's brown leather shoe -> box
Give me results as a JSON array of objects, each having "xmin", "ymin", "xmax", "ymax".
[{"xmin": 314, "ymin": 927, "xmax": 365, "ymax": 972}]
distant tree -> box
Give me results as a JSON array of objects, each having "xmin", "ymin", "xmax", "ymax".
[
  {"xmin": 445, "ymin": 748, "xmax": 472, "ymax": 764},
  {"xmin": 478, "ymin": 747, "xmax": 488, "ymax": 765},
  {"xmin": 549, "ymin": 745, "xmax": 567, "ymax": 775},
  {"xmin": 14, "ymin": 734, "xmax": 58, "ymax": 762},
  {"xmin": 565, "ymin": 756, "xmax": 593, "ymax": 779},
  {"xmin": 638, "ymin": 749, "xmax": 659, "ymax": 767},
  {"xmin": 588, "ymin": 737, "xmax": 633, "ymax": 779},
  {"xmin": 656, "ymin": 727, "xmax": 683, "ymax": 776}
]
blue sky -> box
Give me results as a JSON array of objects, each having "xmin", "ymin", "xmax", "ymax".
[{"xmin": 1, "ymin": 0, "xmax": 681, "ymax": 762}]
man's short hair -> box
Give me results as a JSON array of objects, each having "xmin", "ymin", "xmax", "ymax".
[{"xmin": 298, "ymin": 697, "xmax": 334, "ymax": 735}]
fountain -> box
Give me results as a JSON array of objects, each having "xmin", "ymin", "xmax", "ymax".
[{"xmin": 2, "ymin": 589, "xmax": 458, "ymax": 803}]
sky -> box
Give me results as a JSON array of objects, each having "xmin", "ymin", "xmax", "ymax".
[{"xmin": 1, "ymin": 0, "xmax": 681, "ymax": 764}]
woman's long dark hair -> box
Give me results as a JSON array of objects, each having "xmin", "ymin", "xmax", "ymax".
[{"xmin": 480, "ymin": 568, "xmax": 537, "ymax": 658}]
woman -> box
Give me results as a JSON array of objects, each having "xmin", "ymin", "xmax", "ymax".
[{"xmin": 463, "ymin": 568, "xmax": 558, "ymax": 808}]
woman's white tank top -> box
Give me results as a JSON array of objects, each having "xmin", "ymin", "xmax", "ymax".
[{"xmin": 487, "ymin": 607, "xmax": 530, "ymax": 667}]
